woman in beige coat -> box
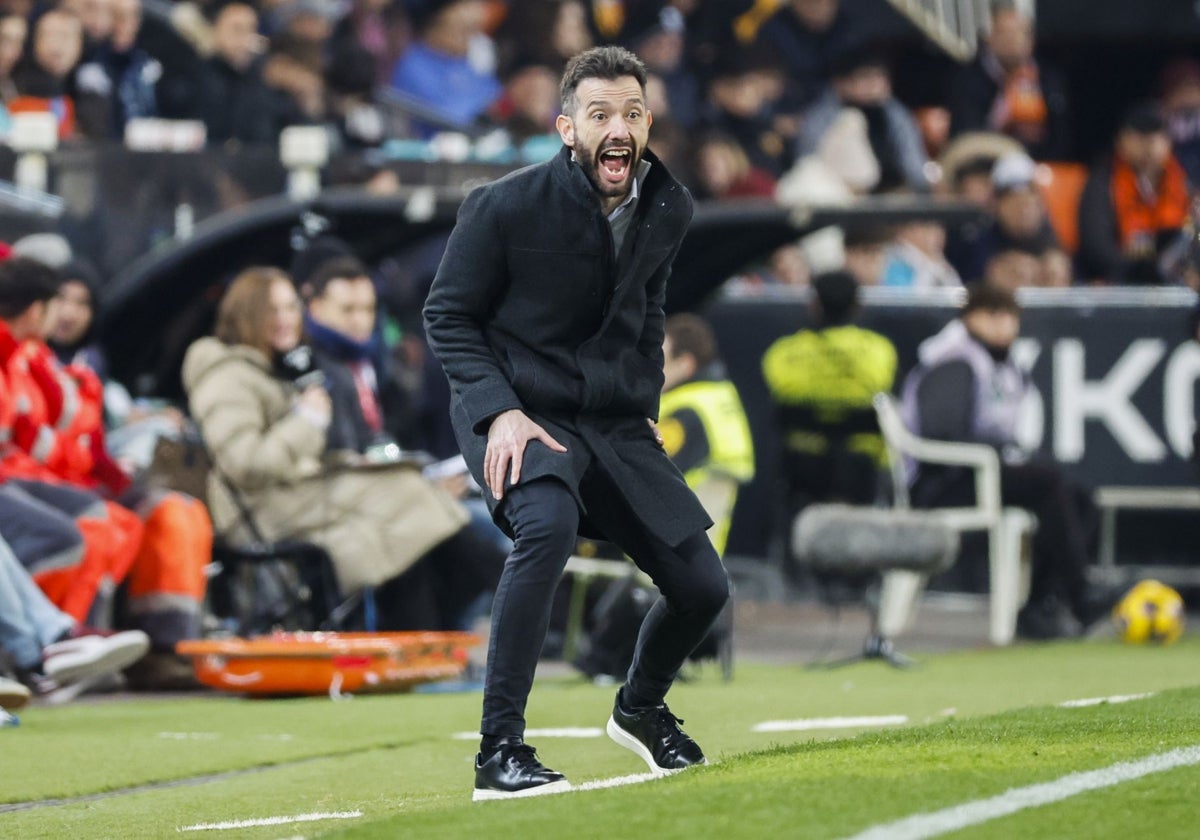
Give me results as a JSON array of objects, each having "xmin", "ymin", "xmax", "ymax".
[{"xmin": 182, "ymin": 267, "xmax": 490, "ymax": 628}]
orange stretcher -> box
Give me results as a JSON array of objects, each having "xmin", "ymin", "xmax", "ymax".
[{"xmin": 176, "ymin": 631, "xmax": 481, "ymax": 697}]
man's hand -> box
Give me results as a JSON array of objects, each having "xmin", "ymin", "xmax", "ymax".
[
  {"xmin": 485, "ymin": 409, "xmax": 567, "ymax": 500},
  {"xmin": 647, "ymin": 418, "xmax": 664, "ymax": 447}
]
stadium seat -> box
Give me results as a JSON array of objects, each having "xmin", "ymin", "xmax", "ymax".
[
  {"xmin": 872, "ymin": 394, "xmax": 1035, "ymax": 646},
  {"xmin": 1037, "ymin": 161, "xmax": 1089, "ymax": 255}
]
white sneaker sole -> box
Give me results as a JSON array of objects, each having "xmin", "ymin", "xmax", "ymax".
[
  {"xmin": 45, "ymin": 631, "xmax": 150, "ymax": 686},
  {"xmin": 472, "ymin": 779, "xmax": 572, "ymax": 802},
  {"xmin": 606, "ymin": 716, "xmax": 708, "ymax": 777}
]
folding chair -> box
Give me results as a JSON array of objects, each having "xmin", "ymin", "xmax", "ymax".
[
  {"xmin": 872, "ymin": 394, "xmax": 1035, "ymax": 646},
  {"xmin": 147, "ymin": 433, "xmax": 375, "ymax": 637}
]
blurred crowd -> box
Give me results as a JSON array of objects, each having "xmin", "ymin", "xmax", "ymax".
[{"xmin": 2, "ymin": 0, "xmax": 1200, "ymax": 290}]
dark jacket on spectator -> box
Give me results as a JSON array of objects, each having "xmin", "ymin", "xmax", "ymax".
[
  {"xmin": 308, "ymin": 320, "xmax": 416, "ymax": 454},
  {"xmin": 755, "ymin": 6, "xmax": 865, "ymax": 112},
  {"xmin": 74, "ymin": 45, "xmax": 160, "ymax": 139},
  {"xmin": 193, "ymin": 56, "xmax": 291, "ymax": 146},
  {"xmin": 947, "ymin": 216, "xmax": 1061, "ymax": 283}
]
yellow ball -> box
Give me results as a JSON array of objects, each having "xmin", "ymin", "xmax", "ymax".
[{"xmin": 1112, "ymin": 580, "xmax": 1186, "ymax": 645}]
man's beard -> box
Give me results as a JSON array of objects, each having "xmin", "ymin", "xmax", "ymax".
[{"xmin": 576, "ymin": 139, "xmax": 641, "ymax": 199}]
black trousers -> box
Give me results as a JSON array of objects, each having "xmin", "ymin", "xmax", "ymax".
[
  {"xmin": 914, "ymin": 461, "xmax": 1095, "ymax": 616},
  {"xmin": 480, "ymin": 473, "xmax": 730, "ymax": 739}
]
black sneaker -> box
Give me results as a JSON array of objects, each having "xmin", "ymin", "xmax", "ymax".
[
  {"xmin": 607, "ymin": 698, "xmax": 707, "ymax": 775},
  {"xmin": 472, "ymin": 737, "xmax": 571, "ymax": 801}
]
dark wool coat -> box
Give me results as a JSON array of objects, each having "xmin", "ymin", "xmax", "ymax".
[{"xmin": 423, "ymin": 146, "xmax": 712, "ymax": 547}]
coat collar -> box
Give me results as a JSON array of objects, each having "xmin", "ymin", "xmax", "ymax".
[{"xmin": 550, "ymin": 144, "xmax": 676, "ymax": 216}]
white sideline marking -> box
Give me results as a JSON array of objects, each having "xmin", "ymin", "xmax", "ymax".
[
  {"xmin": 176, "ymin": 811, "xmax": 362, "ymax": 832},
  {"xmin": 838, "ymin": 745, "xmax": 1200, "ymax": 840},
  {"xmin": 573, "ymin": 772, "xmax": 661, "ymax": 792},
  {"xmin": 158, "ymin": 732, "xmax": 219, "ymax": 740},
  {"xmin": 752, "ymin": 716, "xmax": 908, "ymax": 733},
  {"xmin": 1058, "ymin": 692, "xmax": 1155, "ymax": 708},
  {"xmin": 452, "ymin": 727, "xmax": 604, "ymax": 740}
]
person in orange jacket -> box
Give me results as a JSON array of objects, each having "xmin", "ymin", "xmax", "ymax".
[
  {"xmin": 0, "ymin": 257, "xmax": 143, "ymax": 626},
  {"xmin": 37, "ymin": 259, "xmax": 214, "ymax": 682}
]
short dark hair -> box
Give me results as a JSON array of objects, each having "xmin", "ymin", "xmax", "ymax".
[
  {"xmin": 560, "ymin": 46, "xmax": 648, "ymax": 115},
  {"xmin": 1119, "ymin": 100, "xmax": 1166, "ymax": 135},
  {"xmin": 307, "ymin": 256, "xmax": 371, "ymax": 299},
  {"xmin": 812, "ymin": 270, "xmax": 859, "ymax": 325},
  {"xmin": 0, "ymin": 257, "xmax": 61, "ymax": 319},
  {"xmin": 963, "ymin": 282, "xmax": 1020, "ymax": 315},
  {"xmin": 664, "ymin": 313, "xmax": 718, "ymax": 369}
]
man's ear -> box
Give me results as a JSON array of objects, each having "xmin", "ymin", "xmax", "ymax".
[
  {"xmin": 556, "ymin": 114, "xmax": 574, "ymax": 147},
  {"xmin": 683, "ymin": 353, "xmax": 698, "ymax": 381}
]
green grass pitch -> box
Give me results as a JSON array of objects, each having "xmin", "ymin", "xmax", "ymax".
[{"xmin": 2, "ymin": 636, "xmax": 1197, "ymax": 839}]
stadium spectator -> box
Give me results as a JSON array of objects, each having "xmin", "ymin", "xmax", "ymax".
[
  {"xmin": 658, "ymin": 314, "xmax": 755, "ymax": 557},
  {"xmin": 182, "ymin": 266, "xmax": 497, "ymax": 631},
  {"xmin": 843, "ymin": 225, "xmax": 892, "ymax": 286},
  {"xmin": 387, "ymin": 0, "xmax": 501, "ymax": 137},
  {"xmin": 762, "ymin": 270, "xmax": 896, "ymax": 577},
  {"xmin": 982, "ymin": 246, "xmax": 1041, "ymax": 292},
  {"xmin": 303, "ymin": 255, "xmax": 420, "ymax": 456},
  {"xmin": 762, "ymin": 244, "xmax": 811, "ymax": 287},
  {"xmin": 490, "ymin": 59, "xmax": 560, "ymax": 143},
  {"xmin": 699, "ymin": 47, "xmax": 791, "ymax": 177},
  {"xmin": 71, "ymin": 0, "xmax": 159, "ymax": 141},
  {"xmin": 691, "ymin": 130, "xmax": 776, "ymax": 201},
  {"xmin": 43, "ymin": 257, "xmax": 186, "ymax": 478},
  {"xmin": 61, "ymin": 0, "xmax": 113, "ymax": 60},
  {"xmin": 0, "ymin": 533, "xmax": 149, "ymax": 703},
  {"xmin": 622, "ymin": 6, "xmax": 700, "ymax": 129},
  {"xmin": 305, "ymin": 250, "xmax": 510, "ymax": 592},
  {"xmin": 948, "ymin": 151, "xmax": 1070, "ymax": 285},
  {"xmin": 946, "ymin": 1, "xmax": 1072, "ymax": 161},
  {"xmin": 324, "ymin": 41, "xmax": 388, "ymax": 150},
  {"xmin": 795, "ymin": 49, "xmax": 929, "ymax": 194},
  {"xmin": 10, "ymin": 8, "xmax": 85, "ymax": 140},
  {"xmin": 882, "ymin": 219, "xmax": 962, "ymax": 289},
  {"xmin": 329, "ymin": 0, "xmax": 411, "ymax": 86},
  {"xmin": 2, "ymin": 258, "xmax": 209, "ymax": 684},
  {"xmin": 1160, "ymin": 58, "xmax": 1200, "ymax": 186},
  {"xmin": 901, "ymin": 284, "xmax": 1116, "ymax": 639},
  {"xmin": 0, "ymin": 12, "xmax": 24, "ymax": 131},
  {"xmin": 494, "ymin": 0, "xmax": 591, "ymax": 77},
  {"xmin": 188, "ymin": 0, "xmax": 295, "ymax": 146},
  {"xmin": 0, "ymin": 257, "xmax": 144, "ymax": 626},
  {"xmin": 754, "ymin": 0, "xmax": 867, "ymax": 113},
  {"xmin": 1078, "ymin": 102, "xmax": 1190, "ymax": 285},
  {"xmin": 261, "ymin": 33, "xmax": 327, "ymax": 125}
]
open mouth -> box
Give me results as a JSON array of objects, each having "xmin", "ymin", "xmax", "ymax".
[{"xmin": 598, "ymin": 147, "xmax": 632, "ymax": 185}]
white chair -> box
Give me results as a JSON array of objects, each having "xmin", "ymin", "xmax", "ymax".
[{"xmin": 872, "ymin": 393, "xmax": 1035, "ymax": 646}]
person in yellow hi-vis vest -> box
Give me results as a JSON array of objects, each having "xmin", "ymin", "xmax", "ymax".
[
  {"xmin": 659, "ymin": 314, "xmax": 755, "ymax": 557},
  {"xmin": 761, "ymin": 271, "xmax": 897, "ymax": 572}
]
